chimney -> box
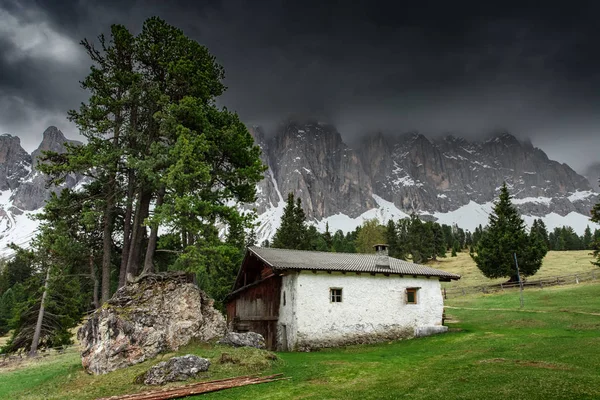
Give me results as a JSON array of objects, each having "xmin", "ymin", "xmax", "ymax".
[{"xmin": 374, "ymin": 244, "xmax": 390, "ymax": 268}]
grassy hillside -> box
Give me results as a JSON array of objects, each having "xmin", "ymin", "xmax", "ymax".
[
  {"xmin": 428, "ymin": 250, "xmax": 598, "ymax": 288},
  {"xmin": 1, "ymin": 282, "xmax": 599, "ymax": 399}
]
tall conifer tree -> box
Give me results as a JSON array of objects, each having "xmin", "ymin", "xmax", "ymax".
[{"xmin": 471, "ymin": 183, "xmax": 547, "ymax": 281}]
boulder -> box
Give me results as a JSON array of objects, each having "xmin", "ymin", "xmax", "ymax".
[
  {"xmin": 77, "ymin": 272, "xmax": 226, "ymax": 375},
  {"xmin": 138, "ymin": 354, "xmax": 210, "ymax": 385},
  {"xmin": 218, "ymin": 332, "xmax": 265, "ymax": 349}
]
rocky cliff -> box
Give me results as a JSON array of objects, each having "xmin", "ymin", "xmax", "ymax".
[
  {"xmin": 0, "ymin": 122, "xmax": 598, "ymax": 256},
  {"xmin": 251, "ymin": 121, "xmax": 599, "ymax": 238},
  {"xmin": 584, "ymin": 162, "xmax": 600, "ymax": 192},
  {"xmin": 0, "ymin": 126, "xmax": 83, "ymax": 253}
]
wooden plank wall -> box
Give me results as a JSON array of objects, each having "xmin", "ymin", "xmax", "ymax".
[{"xmin": 227, "ymin": 276, "xmax": 282, "ymax": 350}]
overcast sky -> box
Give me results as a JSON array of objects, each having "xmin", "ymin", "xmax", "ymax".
[{"xmin": 1, "ymin": 0, "xmax": 599, "ymax": 172}]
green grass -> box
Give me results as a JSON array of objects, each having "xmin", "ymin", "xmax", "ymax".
[
  {"xmin": 428, "ymin": 250, "xmax": 597, "ymax": 288},
  {"xmin": 1, "ymin": 282, "xmax": 599, "ymax": 399},
  {"xmin": 0, "ymin": 344, "xmax": 280, "ymax": 400}
]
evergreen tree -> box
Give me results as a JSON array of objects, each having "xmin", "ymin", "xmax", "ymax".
[
  {"xmin": 322, "ymin": 222, "xmax": 333, "ymax": 251},
  {"xmin": 408, "ymin": 215, "xmax": 434, "ymax": 263},
  {"xmin": 385, "ymin": 220, "xmax": 400, "ymax": 258},
  {"xmin": 583, "ymin": 226, "xmax": 593, "ymax": 250},
  {"xmin": 471, "ymin": 183, "xmax": 547, "ymax": 281},
  {"xmin": 272, "ymin": 193, "xmax": 310, "ymax": 250},
  {"xmin": 452, "ymin": 240, "xmax": 460, "ymax": 256},
  {"xmin": 40, "ymin": 17, "xmax": 265, "ymax": 302},
  {"xmin": 431, "ymin": 222, "xmax": 447, "ymax": 259},
  {"xmin": 530, "ymin": 219, "xmax": 549, "ymax": 247}
]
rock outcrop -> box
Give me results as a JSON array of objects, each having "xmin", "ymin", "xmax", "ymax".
[
  {"xmin": 77, "ymin": 272, "xmax": 227, "ymax": 375},
  {"xmin": 137, "ymin": 354, "xmax": 210, "ymax": 385},
  {"xmin": 266, "ymin": 120, "xmax": 375, "ymax": 219},
  {"xmin": 218, "ymin": 332, "xmax": 266, "ymax": 349},
  {"xmin": 584, "ymin": 162, "xmax": 600, "ymax": 192},
  {"xmin": 0, "ymin": 134, "xmax": 31, "ymax": 191},
  {"xmin": 11, "ymin": 126, "xmax": 82, "ymax": 210}
]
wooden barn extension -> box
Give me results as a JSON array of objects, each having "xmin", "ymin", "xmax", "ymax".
[{"xmin": 226, "ymin": 250, "xmax": 282, "ymax": 350}]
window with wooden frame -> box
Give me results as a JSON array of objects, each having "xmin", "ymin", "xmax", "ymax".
[
  {"xmin": 330, "ymin": 288, "xmax": 343, "ymax": 303},
  {"xmin": 406, "ymin": 288, "xmax": 418, "ymax": 304}
]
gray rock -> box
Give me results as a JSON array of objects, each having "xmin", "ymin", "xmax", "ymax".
[
  {"xmin": 265, "ymin": 120, "xmax": 375, "ymax": 219},
  {"xmin": 218, "ymin": 332, "xmax": 266, "ymax": 349},
  {"xmin": 30, "ymin": 126, "xmax": 82, "ymax": 170},
  {"xmin": 140, "ymin": 354, "xmax": 210, "ymax": 385},
  {"xmin": 0, "ymin": 134, "xmax": 31, "ymax": 191},
  {"xmin": 414, "ymin": 325, "xmax": 448, "ymax": 337},
  {"xmin": 77, "ymin": 272, "xmax": 227, "ymax": 375}
]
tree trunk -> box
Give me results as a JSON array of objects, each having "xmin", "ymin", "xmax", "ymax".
[
  {"xmin": 118, "ymin": 170, "xmax": 136, "ymax": 288},
  {"xmin": 126, "ymin": 188, "xmax": 152, "ymax": 278},
  {"xmin": 141, "ymin": 186, "xmax": 166, "ymax": 276},
  {"xmin": 90, "ymin": 253, "xmax": 99, "ymax": 309},
  {"xmin": 29, "ymin": 265, "xmax": 51, "ymax": 357},
  {"xmin": 101, "ymin": 171, "xmax": 116, "ymax": 304}
]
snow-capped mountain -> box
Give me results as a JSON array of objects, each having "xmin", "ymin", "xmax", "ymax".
[
  {"xmin": 251, "ymin": 120, "xmax": 600, "ymax": 240},
  {"xmin": 0, "ymin": 123, "xmax": 599, "ymax": 257},
  {"xmin": 0, "ymin": 127, "xmax": 83, "ymax": 256}
]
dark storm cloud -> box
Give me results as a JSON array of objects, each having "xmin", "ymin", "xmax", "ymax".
[{"xmin": 1, "ymin": 0, "xmax": 600, "ymax": 171}]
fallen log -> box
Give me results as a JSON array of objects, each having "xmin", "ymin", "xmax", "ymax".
[{"xmin": 96, "ymin": 374, "xmax": 288, "ymax": 400}]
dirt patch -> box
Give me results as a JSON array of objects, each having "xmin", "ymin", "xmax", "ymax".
[{"xmin": 477, "ymin": 358, "xmax": 572, "ymax": 370}]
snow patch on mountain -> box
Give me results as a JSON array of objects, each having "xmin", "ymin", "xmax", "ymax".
[
  {"xmin": 568, "ymin": 190, "xmax": 595, "ymax": 202},
  {"xmin": 313, "ymin": 194, "xmax": 410, "ymax": 234},
  {"xmin": 0, "ymin": 189, "xmax": 42, "ymax": 258}
]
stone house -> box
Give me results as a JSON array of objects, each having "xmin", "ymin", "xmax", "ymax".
[{"xmin": 225, "ymin": 245, "xmax": 460, "ymax": 351}]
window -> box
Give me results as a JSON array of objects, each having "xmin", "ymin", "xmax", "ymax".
[
  {"xmin": 406, "ymin": 288, "xmax": 418, "ymax": 304},
  {"xmin": 330, "ymin": 288, "xmax": 343, "ymax": 303}
]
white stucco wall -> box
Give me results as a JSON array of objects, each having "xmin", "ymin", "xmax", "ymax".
[
  {"xmin": 277, "ymin": 273, "xmax": 298, "ymax": 351},
  {"xmin": 277, "ymin": 271, "xmax": 446, "ymax": 350}
]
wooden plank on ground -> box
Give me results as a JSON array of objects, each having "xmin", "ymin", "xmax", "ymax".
[{"xmin": 96, "ymin": 374, "xmax": 288, "ymax": 400}]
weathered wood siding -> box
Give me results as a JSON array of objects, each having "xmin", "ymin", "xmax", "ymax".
[{"xmin": 227, "ymin": 276, "xmax": 282, "ymax": 350}]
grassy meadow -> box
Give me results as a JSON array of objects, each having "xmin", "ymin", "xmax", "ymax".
[
  {"xmin": 429, "ymin": 250, "xmax": 598, "ymax": 288},
  {"xmin": 0, "ymin": 252, "xmax": 599, "ymax": 399}
]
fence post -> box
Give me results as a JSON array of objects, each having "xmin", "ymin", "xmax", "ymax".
[
  {"xmin": 575, "ymin": 275, "xmax": 579, "ymax": 284},
  {"xmin": 539, "ymin": 280, "xmax": 543, "ymax": 289},
  {"xmin": 462, "ymin": 288, "xmax": 466, "ymax": 296},
  {"xmin": 444, "ymin": 287, "xmax": 447, "ymax": 300},
  {"xmin": 592, "ymin": 271, "xmax": 596, "ymax": 280},
  {"xmin": 557, "ymin": 277, "xmax": 561, "ymax": 285},
  {"xmin": 500, "ymin": 283, "xmax": 504, "ymax": 291}
]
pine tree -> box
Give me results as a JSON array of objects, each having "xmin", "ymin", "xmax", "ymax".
[
  {"xmin": 322, "ymin": 222, "xmax": 333, "ymax": 251},
  {"xmin": 530, "ymin": 219, "xmax": 549, "ymax": 247},
  {"xmin": 471, "ymin": 183, "xmax": 547, "ymax": 281},
  {"xmin": 407, "ymin": 215, "xmax": 434, "ymax": 263},
  {"xmin": 583, "ymin": 226, "xmax": 593, "ymax": 250},
  {"xmin": 272, "ymin": 193, "xmax": 310, "ymax": 250},
  {"xmin": 385, "ymin": 220, "xmax": 400, "ymax": 257},
  {"xmin": 431, "ymin": 222, "xmax": 447, "ymax": 259},
  {"xmin": 40, "ymin": 17, "xmax": 265, "ymax": 301}
]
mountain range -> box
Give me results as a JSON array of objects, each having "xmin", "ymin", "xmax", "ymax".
[{"xmin": 0, "ymin": 123, "xmax": 598, "ymax": 256}]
